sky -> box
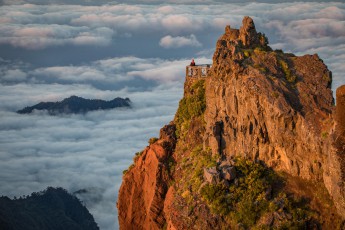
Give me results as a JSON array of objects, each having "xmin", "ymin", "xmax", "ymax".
[{"xmin": 0, "ymin": 1, "xmax": 344, "ymax": 229}]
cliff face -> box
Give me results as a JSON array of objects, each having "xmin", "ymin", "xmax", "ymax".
[
  {"xmin": 204, "ymin": 16, "xmax": 345, "ymax": 217},
  {"xmin": 118, "ymin": 16, "xmax": 345, "ymax": 229},
  {"xmin": 118, "ymin": 124, "xmax": 176, "ymax": 229}
]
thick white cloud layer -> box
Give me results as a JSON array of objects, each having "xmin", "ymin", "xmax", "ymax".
[
  {"xmin": 0, "ymin": 60, "xmax": 186, "ymax": 230},
  {"xmin": 1, "ymin": 2, "xmax": 345, "ymax": 230}
]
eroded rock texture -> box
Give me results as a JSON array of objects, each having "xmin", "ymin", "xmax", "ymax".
[
  {"xmin": 117, "ymin": 124, "xmax": 176, "ymax": 230},
  {"xmin": 204, "ymin": 16, "xmax": 345, "ymax": 218},
  {"xmin": 118, "ymin": 16, "xmax": 345, "ymax": 229}
]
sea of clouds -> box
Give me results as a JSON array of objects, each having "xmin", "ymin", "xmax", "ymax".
[{"xmin": 0, "ymin": 1, "xmax": 344, "ymax": 229}]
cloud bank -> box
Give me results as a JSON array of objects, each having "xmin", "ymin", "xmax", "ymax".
[{"xmin": 0, "ymin": 65, "xmax": 186, "ymax": 230}]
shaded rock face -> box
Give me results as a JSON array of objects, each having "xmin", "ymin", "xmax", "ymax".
[
  {"xmin": 204, "ymin": 17, "xmax": 345, "ymax": 217},
  {"xmin": 336, "ymin": 85, "xmax": 345, "ymax": 148},
  {"xmin": 203, "ymin": 167, "xmax": 220, "ymax": 184},
  {"xmin": 117, "ymin": 124, "xmax": 176, "ymax": 230}
]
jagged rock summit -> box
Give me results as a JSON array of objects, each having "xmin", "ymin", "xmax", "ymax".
[
  {"xmin": 118, "ymin": 16, "xmax": 345, "ymax": 229},
  {"xmin": 222, "ymin": 16, "xmax": 268, "ymax": 48}
]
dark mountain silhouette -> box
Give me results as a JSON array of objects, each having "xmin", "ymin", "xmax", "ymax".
[
  {"xmin": 17, "ymin": 95, "xmax": 131, "ymax": 115},
  {"xmin": 0, "ymin": 187, "xmax": 99, "ymax": 230}
]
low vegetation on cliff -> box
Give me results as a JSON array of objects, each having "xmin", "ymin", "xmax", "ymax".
[{"xmin": 175, "ymin": 80, "xmax": 206, "ymax": 138}]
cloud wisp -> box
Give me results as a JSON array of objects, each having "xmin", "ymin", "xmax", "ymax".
[{"xmin": 159, "ymin": 34, "xmax": 202, "ymax": 48}]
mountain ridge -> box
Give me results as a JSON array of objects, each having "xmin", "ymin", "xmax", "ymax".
[
  {"xmin": 17, "ymin": 95, "xmax": 131, "ymax": 115},
  {"xmin": 117, "ymin": 16, "xmax": 345, "ymax": 229},
  {"xmin": 0, "ymin": 187, "xmax": 99, "ymax": 230}
]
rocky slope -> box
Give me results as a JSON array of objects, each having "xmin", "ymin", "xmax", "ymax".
[
  {"xmin": 118, "ymin": 16, "xmax": 345, "ymax": 229},
  {"xmin": 0, "ymin": 187, "xmax": 99, "ymax": 230},
  {"xmin": 17, "ymin": 95, "xmax": 131, "ymax": 115}
]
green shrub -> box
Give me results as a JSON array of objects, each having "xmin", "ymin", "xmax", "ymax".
[
  {"xmin": 200, "ymin": 184, "xmax": 230, "ymax": 215},
  {"xmin": 179, "ymin": 145, "xmax": 217, "ymax": 193},
  {"xmin": 275, "ymin": 49, "xmax": 284, "ymax": 53},
  {"xmin": 243, "ymin": 49, "xmax": 252, "ymax": 58},
  {"xmin": 321, "ymin": 131, "xmax": 329, "ymax": 139},
  {"xmin": 133, "ymin": 151, "xmax": 143, "ymax": 162},
  {"xmin": 279, "ymin": 59, "xmax": 296, "ymax": 83},
  {"xmin": 271, "ymin": 91, "xmax": 279, "ymax": 98},
  {"xmin": 148, "ymin": 137, "xmax": 158, "ymax": 145},
  {"xmin": 175, "ymin": 80, "xmax": 206, "ymax": 138},
  {"xmin": 199, "ymin": 157, "xmax": 313, "ymax": 228},
  {"xmin": 167, "ymin": 156, "xmax": 176, "ymax": 175},
  {"xmin": 123, "ymin": 163, "xmax": 135, "ymax": 175},
  {"xmin": 254, "ymin": 47, "xmax": 266, "ymax": 54}
]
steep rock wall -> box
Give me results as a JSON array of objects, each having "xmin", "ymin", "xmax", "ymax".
[
  {"xmin": 117, "ymin": 124, "xmax": 176, "ymax": 230},
  {"xmin": 117, "ymin": 16, "xmax": 345, "ymax": 229},
  {"xmin": 203, "ymin": 16, "xmax": 345, "ymax": 217}
]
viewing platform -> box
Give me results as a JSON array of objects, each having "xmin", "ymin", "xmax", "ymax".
[{"xmin": 186, "ymin": 64, "xmax": 212, "ymax": 78}]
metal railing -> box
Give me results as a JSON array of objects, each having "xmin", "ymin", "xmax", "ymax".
[{"xmin": 186, "ymin": 64, "xmax": 212, "ymax": 78}]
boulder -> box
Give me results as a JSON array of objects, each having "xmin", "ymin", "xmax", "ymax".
[
  {"xmin": 221, "ymin": 165, "xmax": 236, "ymax": 181},
  {"xmin": 203, "ymin": 167, "xmax": 221, "ymax": 184}
]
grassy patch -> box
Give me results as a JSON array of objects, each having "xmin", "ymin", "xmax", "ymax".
[
  {"xmin": 279, "ymin": 59, "xmax": 296, "ymax": 83},
  {"xmin": 175, "ymin": 80, "xmax": 206, "ymax": 138},
  {"xmin": 123, "ymin": 163, "xmax": 135, "ymax": 175},
  {"xmin": 198, "ymin": 157, "xmax": 314, "ymax": 228},
  {"xmin": 243, "ymin": 49, "xmax": 252, "ymax": 58},
  {"xmin": 133, "ymin": 151, "xmax": 143, "ymax": 162},
  {"xmin": 148, "ymin": 137, "xmax": 159, "ymax": 145},
  {"xmin": 253, "ymin": 63, "xmax": 267, "ymax": 73},
  {"xmin": 321, "ymin": 132, "xmax": 329, "ymax": 139},
  {"xmin": 271, "ymin": 91, "xmax": 279, "ymax": 99},
  {"xmin": 180, "ymin": 145, "xmax": 217, "ymax": 193}
]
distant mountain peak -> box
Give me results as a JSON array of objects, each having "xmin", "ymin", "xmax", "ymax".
[{"xmin": 17, "ymin": 96, "xmax": 131, "ymax": 115}]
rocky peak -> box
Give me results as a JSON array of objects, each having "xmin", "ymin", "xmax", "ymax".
[
  {"xmin": 118, "ymin": 16, "xmax": 345, "ymax": 229},
  {"xmin": 213, "ymin": 16, "xmax": 270, "ymax": 74},
  {"xmin": 206, "ymin": 16, "xmax": 345, "ymax": 219},
  {"xmin": 219, "ymin": 16, "xmax": 268, "ymax": 49}
]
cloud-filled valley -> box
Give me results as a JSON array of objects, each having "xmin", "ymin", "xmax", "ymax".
[{"xmin": 0, "ymin": 1, "xmax": 345, "ymax": 229}]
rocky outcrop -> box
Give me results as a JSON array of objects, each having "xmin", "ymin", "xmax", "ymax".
[
  {"xmin": 117, "ymin": 124, "xmax": 176, "ymax": 230},
  {"xmin": 118, "ymin": 16, "xmax": 345, "ymax": 229},
  {"xmin": 203, "ymin": 16, "xmax": 345, "ymax": 217},
  {"xmin": 206, "ymin": 18, "xmax": 331, "ymax": 178}
]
